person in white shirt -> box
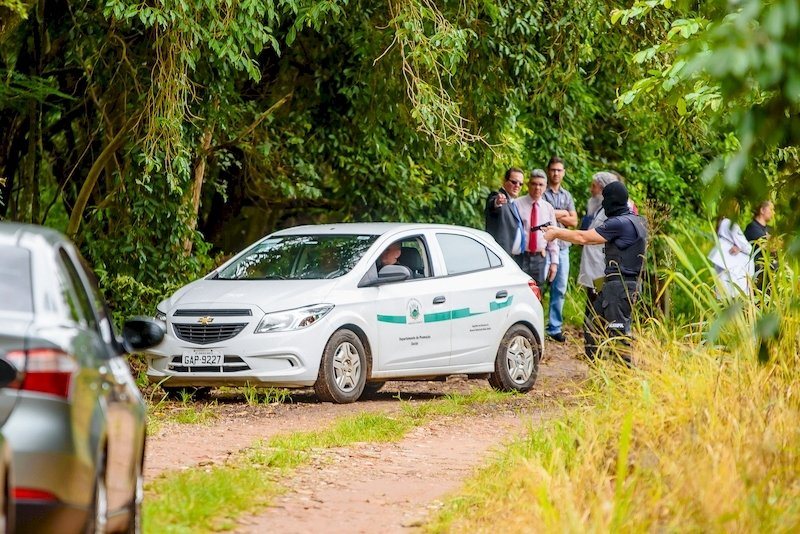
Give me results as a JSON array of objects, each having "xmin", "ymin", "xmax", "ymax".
[
  {"xmin": 515, "ymin": 169, "xmax": 558, "ymax": 289},
  {"xmin": 578, "ymin": 172, "xmax": 621, "ymax": 293},
  {"xmin": 708, "ymin": 208, "xmax": 752, "ymax": 298}
]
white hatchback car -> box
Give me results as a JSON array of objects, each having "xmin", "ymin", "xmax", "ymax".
[{"xmin": 146, "ymin": 223, "xmax": 544, "ymax": 403}]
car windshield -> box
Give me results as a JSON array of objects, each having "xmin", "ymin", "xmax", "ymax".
[{"xmin": 216, "ymin": 234, "xmax": 379, "ymax": 280}]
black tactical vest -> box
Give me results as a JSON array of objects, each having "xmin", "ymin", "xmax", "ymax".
[{"xmin": 604, "ymin": 214, "xmax": 647, "ymax": 277}]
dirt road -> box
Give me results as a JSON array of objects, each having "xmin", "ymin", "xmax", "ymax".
[{"xmin": 145, "ymin": 337, "xmax": 587, "ymax": 531}]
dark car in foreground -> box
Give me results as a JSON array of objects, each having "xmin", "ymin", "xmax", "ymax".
[
  {"xmin": 0, "ymin": 222, "xmax": 164, "ymax": 533},
  {"xmin": 0, "ymin": 358, "xmax": 18, "ymax": 532}
]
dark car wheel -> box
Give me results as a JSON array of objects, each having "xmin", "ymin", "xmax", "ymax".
[
  {"xmin": 162, "ymin": 386, "xmax": 211, "ymax": 401},
  {"xmin": 86, "ymin": 452, "xmax": 109, "ymax": 534},
  {"xmin": 126, "ymin": 450, "xmax": 145, "ymax": 534},
  {"xmin": 3, "ymin": 471, "xmax": 14, "ymax": 534},
  {"xmin": 361, "ymin": 381, "xmax": 385, "ymax": 398},
  {"xmin": 488, "ymin": 324, "xmax": 540, "ymax": 392},
  {"xmin": 314, "ymin": 329, "xmax": 367, "ymax": 404}
]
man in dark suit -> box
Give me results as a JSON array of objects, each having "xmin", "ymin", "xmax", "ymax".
[{"xmin": 485, "ymin": 167, "xmax": 526, "ymax": 266}]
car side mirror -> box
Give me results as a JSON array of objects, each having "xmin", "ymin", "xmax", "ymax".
[
  {"xmin": 122, "ymin": 317, "xmax": 165, "ymax": 352},
  {"xmin": 0, "ymin": 357, "xmax": 20, "ymax": 388},
  {"xmin": 375, "ymin": 264, "xmax": 412, "ymax": 284}
]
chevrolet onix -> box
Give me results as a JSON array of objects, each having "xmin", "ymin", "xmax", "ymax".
[{"xmin": 146, "ymin": 223, "xmax": 544, "ymax": 403}]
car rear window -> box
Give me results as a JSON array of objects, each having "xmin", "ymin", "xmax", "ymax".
[
  {"xmin": 217, "ymin": 234, "xmax": 378, "ymax": 280},
  {"xmin": 0, "ymin": 245, "xmax": 33, "ymax": 313},
  {"xmin": 436, "ymin": 233, "xmax": 496, "ymax": 275}
]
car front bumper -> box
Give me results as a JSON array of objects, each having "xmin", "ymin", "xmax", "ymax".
[{"xmin": 146, "ymin": 326, "xmax": 331, "ymax": 388}]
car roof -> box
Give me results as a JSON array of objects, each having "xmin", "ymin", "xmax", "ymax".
[
  {"xmin": 0, "ymin": 222, "xmax": 67, "ymax": 248},
  {"xmin": 271, "ymin": 222, "xmax": 487, "ymax": 237}
]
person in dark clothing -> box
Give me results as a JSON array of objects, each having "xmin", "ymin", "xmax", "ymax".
[
  {"xmin": 485, "ymin": 167, "xmax": 526, "ymax": 266},
  {"xmin": 543, "ymin": 182, "xmax": 647, "ymax": 363},
  {"xmin": 744, "ymin": 200, "xmax": 775, "ymax": 296}
]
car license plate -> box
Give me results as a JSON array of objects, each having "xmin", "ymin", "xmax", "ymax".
[{"xmin": 181, "ymin": 349, "xmax": 224, "ymax": 366}]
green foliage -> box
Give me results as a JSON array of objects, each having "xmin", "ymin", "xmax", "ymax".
[
  {"xmin": 3, "ymin": 0, "xmax": 785, "ymax": 320},
  {"xmin": 0, "ymin": 0, "xmax": 28, "ymax": 16},
  {"xmin": 613, "ymin": 0, "xmax": 799, "ymax": 238}
]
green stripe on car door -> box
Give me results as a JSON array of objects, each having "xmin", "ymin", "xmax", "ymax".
[
  {"xmin": 450, "ymin": 307, "xmax": 482, "ymax": 319},
  {"xmin": 377, "ymin": 315, "xmax": 407, "ymax": 324},
  {"xmin": 423, "ymin": 311, "xmax": 452, "ymax": 322},
  {"xmin": 490, "ymin": 296, "xmax": 513, "ymax": 311},
  {"xmin": 378, "ymin": 297, "xmax": 513, "ymax": 324}
]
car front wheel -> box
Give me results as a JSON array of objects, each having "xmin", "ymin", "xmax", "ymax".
[
  {"xmin": 162, "ymin": 386, "xmax": 211, "ymax": 401},
  {"xmin": 488, "ymin": 324, "xmax": 539, "ymax": 392},
  {"xmin": 314, "ymin": 329, "xmax": 367, "ymax": 403}
]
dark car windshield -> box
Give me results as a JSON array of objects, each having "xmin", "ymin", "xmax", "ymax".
[
  {"xmin": 0, "ymin": 245, "xmax": 33, "ymax": 313},
  {"xmin": 216, "ymin": 234, "xmax": 378, "ymax": 280}
]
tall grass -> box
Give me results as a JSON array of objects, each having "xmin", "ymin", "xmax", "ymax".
[{"xmin": 428, "ymin": 237, "xmax": 800, "ymax": 532}]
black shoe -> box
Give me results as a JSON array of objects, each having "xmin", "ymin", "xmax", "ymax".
[{"xmin": 548, "ymin": 332, "xmax": 566, "ymax": 343}]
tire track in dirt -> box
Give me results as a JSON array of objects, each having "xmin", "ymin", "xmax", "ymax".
[
  {"xmin": 145, "ymin": 341, "xmax": 585, "ymax": 482},
  {"xmin": 234, "ymin": 410, "xmax": 544, "ymax": 533},
  {"xmin": 145, "ymin": 338, "xmax": 587, "ymax": 531}
]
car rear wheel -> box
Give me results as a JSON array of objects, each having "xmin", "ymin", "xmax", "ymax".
[
  {"xmin": 3, "ymin": 470, "xmax": 14, "ymax": 534},
  {"xmin": 488, "ymin": 324, "xmax": 539, "ymax": 392},
  {"xmin": 314, "ymin": 329, "xmax": 366, "ymax": 403},
  {"xmin": 126, "ymin": 449, "xmax": 145, "ymax": 534},
  {"xmin": 86, "ymin": 452, "xmax": 109, "ymax": 534}
]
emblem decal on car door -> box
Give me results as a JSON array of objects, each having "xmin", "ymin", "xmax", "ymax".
[{"xmin": 407, "ymin": 298, "xmax": 422, "ymax": 324}]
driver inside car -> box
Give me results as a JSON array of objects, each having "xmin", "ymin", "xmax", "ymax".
[{"xmin": 377, "ymin": 242, "xmax": 402, "ymax": 271}]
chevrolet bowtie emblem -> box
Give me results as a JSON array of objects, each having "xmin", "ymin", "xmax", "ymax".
[{"xmin": 198, "ymin": 316, "xmax": 214, "ymax": 325}]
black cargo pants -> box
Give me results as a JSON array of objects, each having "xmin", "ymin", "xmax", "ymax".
[{"xmin": 583, "ymin": 279, "xmax": 639, "ymax": 362}]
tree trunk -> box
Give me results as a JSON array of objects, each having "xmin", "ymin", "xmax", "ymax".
[
  {"xmin": 184, "ymin": 127, "xmax": 214, "ymax": 255},
  {"xmin": 66, "ymin": 115, "xmax": 137, "ymax": 239}
]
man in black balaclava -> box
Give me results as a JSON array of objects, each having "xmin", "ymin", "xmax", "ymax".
[{"xmin": 543, "ymin": 181, "xmax": 647, "ymax": 364}]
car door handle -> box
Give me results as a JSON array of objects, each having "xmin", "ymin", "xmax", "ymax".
[
  {"xmin": 433, "ymin": 296, "xmax": 446, "ymax": 304},
  {"xmin": 495, "ymin": 290, "xmax": 508, "ymax": 299}
]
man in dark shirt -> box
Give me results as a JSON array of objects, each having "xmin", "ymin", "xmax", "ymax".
[
  {"xmin": 744, "ymin": 200, "xmax": 775, "ymax": 295},
  {"xmin": 543, "ymin": 182, "xmax": 647, "ymax": 363}
]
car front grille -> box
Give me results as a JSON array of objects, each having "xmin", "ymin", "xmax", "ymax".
[
  {"xmin": 174, "ymin": 309, "xmax": 252, "ymax": 317},
  {"xmin": 173, "ymin": 323, "xmax": 247, "ymax": 344},
  {"xmin": 168, "ymin": 355, "xmax": 251, "ymax": 373}
]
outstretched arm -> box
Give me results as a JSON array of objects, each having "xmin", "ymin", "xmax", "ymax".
[{"xmin": 543, "ymin": 226, "xmax": 606, "ymax": 246}]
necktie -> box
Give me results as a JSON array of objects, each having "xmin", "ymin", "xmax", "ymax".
[
  {"xmin": 529, "ymin": 201, "xmax": 539, "ymax": 252},
  {"xmin": 510, "ymin": 200, "xmax": 526, "ymax": 253}
]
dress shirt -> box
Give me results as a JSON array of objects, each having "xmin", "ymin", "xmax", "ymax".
[
  {"xmin": 543, "ymin": 186, "xmax": 576, "ymax": 249},
  {"xmin": 515, "ymin": 195, "xmax": 559, "ymax": 265}
]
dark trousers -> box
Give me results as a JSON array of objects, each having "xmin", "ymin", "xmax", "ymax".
[
  {"xmin": 522, "ymin": 252, "xmax": 547, "ymax": 288},
  {"xmin": 584, "ymin": 279, "xmax": 639, "ymax": 362},
  {"xmin": 753, "ymin": 259, "xmax": 777, "ymax": 302}
]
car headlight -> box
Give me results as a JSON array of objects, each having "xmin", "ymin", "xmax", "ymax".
[
  {"xmin": 255, "ymin": 304, "xmax": 334, "ymax": 333},
  {"xmin": 155, "ymin": 308, "xmax": 167, "ymax": 322}
]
